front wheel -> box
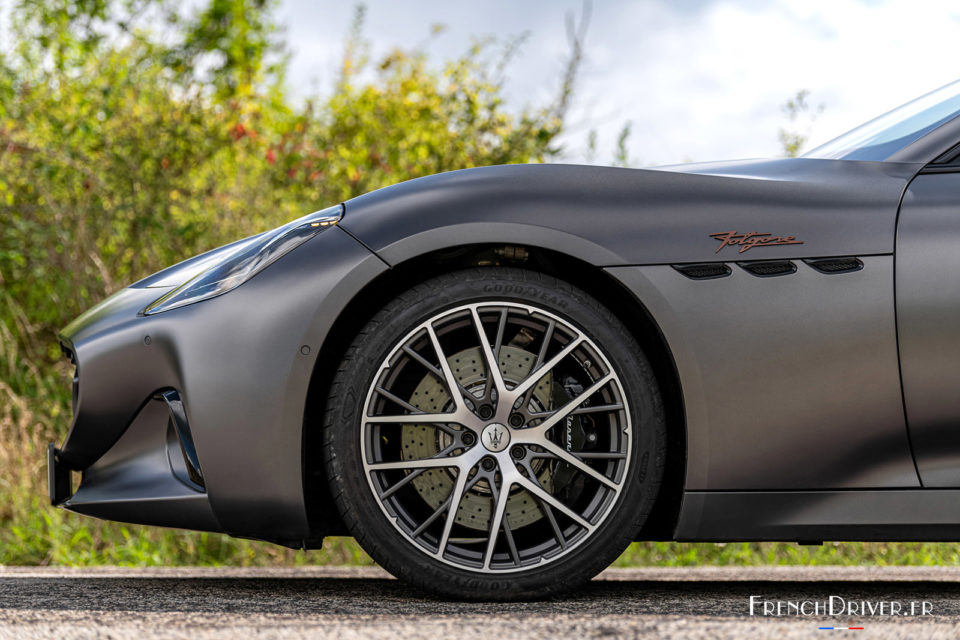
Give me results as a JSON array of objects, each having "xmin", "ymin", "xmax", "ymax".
[{"xmin": 323, "ymin": 268, "xmax": 666, "ymax": 599}]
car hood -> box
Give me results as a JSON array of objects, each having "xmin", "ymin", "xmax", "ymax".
[{"xmin": 339, "ymin": 158, "xmax": 922, "ymax": 265}]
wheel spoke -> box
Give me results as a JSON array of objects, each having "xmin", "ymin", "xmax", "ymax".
[
  {"xmin": 378, "ymin": 442, "xmax": 460, "ymax": 496},
  {"xmin": 367, "ymin": 413, "xmax": 462, "ymax": 439},
  {"xmin": 513, "ymin": 458, "xmax": 571, "ymax": 549},
  {"xmin": 470, "ymin": 306, "xmax": 507, "ymax": 398},
  {"xmin": 483, "ymin": 477, "xmax": 512, "ymax": 570},
  {"xmin": 501, "ymin": 508, "xmax": 521, "ymax": 566},
  {"xmin": 527, "ymin": 403, "xmax": 624, "ymax": 419},
  {"xmin": 367, "ymin": 454, "xmax": 463, "ymax": 471},
  {"xmin": 571, "ymin": 403, "xmax": 624, "ymax": 415},
  {"xmin": 379, "ymin": 468, "xmax": 427, "ymax": 500},
  {"xmin": 523, "ymin": 372, "xmax": 615, "ymax": 437},
  {"xmin": 365, "ymin": 412, "xmax": 465, "ymax": 425},
  {"xmin": 375, "ymin": 386, "xmax": 424, "ymax": 414},
  {"xmin": 533, "ymin": 439, "xmax": 619, "ymax": 490},
  {"xmin": 510, "ymin": 336, "xmax": 585, "ymax": 399},
  {"xmin": 412, "ymin": 495, "xmax": 453, "ymax": 538},
  {"xmin": 493, "ymin": 308, "xmax": 508, "ymax": 362},
  {"xmin": 534, "ymin": 450, "xmax": 627, "ymax": 460},
  {"xmin": 515, "ymin": 474, "xmax": 594, "ymax": 531},
  {"xmin": 402, "ymin": 344, "xmax": 478, "ymax": 405},
  {"xmin": 534, "ymin": 319, "xmax": 555, "ymax": 370},
  {"xmin": 426, "ymin": 322, "xmax": 466, "ymax": 412},
  {"xmin": 410, "ymin": 470, "xmax": 484, "ymax": 540},
  {"xmin": 538, "ymin": 497, "xmax": 568, "ymax": 550},
  {"xmin": 435, "ymin": 466, "xmax": 471, "ymax": 558}
]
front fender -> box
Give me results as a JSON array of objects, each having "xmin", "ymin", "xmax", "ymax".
[{"xmin": 339, "ymin": 162, "xmax": 920, "ymax": 267}]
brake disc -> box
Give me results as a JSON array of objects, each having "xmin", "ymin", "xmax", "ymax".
[{"xmin": 402, "ymin": 345, "xmax": 552, "ymax": 531}]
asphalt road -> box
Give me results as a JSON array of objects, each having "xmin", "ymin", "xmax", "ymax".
[{"xmin": 3, "ymin": 566, "xmax": 960, "ymax": 638}]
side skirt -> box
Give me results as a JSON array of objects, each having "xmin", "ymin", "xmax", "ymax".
[{"xmin": 676, "ymin": 490, "xmax": 960, "ymax": 542}]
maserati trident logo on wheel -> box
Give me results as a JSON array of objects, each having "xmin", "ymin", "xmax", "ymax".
[{"xmin": 482, "ymin": 423, "xmax": 510, "ymax": 452}]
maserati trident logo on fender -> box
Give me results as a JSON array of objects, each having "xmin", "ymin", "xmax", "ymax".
[{"xmin": 710, "ymin": 230, "xmax": 804, "ymax": 254}]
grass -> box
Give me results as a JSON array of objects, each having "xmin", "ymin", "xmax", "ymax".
[
  {"xmin": 614, "ymin": 541, "xmax": 960, "ymax": 567},
  {"xmin": 3, "ymin": 314, "xmax": 960, "ymax": 569}
]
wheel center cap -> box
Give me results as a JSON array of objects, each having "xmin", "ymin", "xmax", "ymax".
[{"xmin": 481, "ymin": 423, "xmax": 510, "ymax": 452}]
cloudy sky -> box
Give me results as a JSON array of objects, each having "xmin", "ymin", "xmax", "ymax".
[{"xmin": 277, "ymin": 0, "xmax": 960, "ymax": 166}]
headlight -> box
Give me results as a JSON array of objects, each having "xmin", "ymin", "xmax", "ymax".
[{"xmin": 143, "ymin": 204, "xmax": 343, "ymax": 315}]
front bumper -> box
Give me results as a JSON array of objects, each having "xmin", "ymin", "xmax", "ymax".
[{"xmin": 51, "ymin": 227, "xmax": 387, "ymax": 543}]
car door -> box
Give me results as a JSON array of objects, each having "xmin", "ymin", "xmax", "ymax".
[{"xmin": 897, "ymin": 163, "xmax": 960, "ymax": 486}]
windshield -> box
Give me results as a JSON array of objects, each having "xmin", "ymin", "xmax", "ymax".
[{"xmin": 804, "ymin": 79, "xmax": 960, "ymax": 161}]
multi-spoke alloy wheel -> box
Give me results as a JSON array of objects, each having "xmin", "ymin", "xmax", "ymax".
[
  {"xmin": 324, "ymin": 268, "xmax": 665, "ymax": 599},
  {"xmin": 362, "ymin": 301, "xmax": 630, "ymax": 572}
]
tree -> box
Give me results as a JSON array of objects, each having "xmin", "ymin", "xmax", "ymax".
[
  {"xmin": 779, "ymin": 89, "xmax": 824, "ymax": 157},
  {"xmin": 0, "ymin": 1, "xmax": 584, "ymax": 362}
]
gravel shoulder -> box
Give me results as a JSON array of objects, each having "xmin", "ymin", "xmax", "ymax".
[{"xmin": 3, "ymin": 566, "xmax": 960, "ymax": 639}]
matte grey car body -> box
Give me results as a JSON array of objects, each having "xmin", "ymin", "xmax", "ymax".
[{"xmin": 49, "ymin": 83, "xmax": 960, "ymax": 558}]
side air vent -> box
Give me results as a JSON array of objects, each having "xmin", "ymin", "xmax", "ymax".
[
  {"xmin": 672, "ymin": 263, "xmax": 732, "ymax": 280},
  {"xmin": 60, "ymin": 343, "xmax": 79, "ymax": 417},
  {"xmin": 156, "ymin": 389, "xmax": 205, "ymax": 489},
  {"xmin": 805, "ymin": 257, "xmax": 863, "ymax": 274},
  {"xmin": 739, "ymin": 260, "xmax": 797, "ymax": 277}
]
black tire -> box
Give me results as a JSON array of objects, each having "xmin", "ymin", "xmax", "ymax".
[{"xmin": 322, "ymin": 268, "xmax": 666, "ymax": 600}]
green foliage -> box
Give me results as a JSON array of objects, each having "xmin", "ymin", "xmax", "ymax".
[
  {"xmin": 173, "ymin": 0, "xmax": 280, "ymax": 99},
  {"xmin": 779, "ymin": 89, "xmax": 824, "ymax": 157},
  {"xmin": 0, "ymin": 1, "xmax": 572, "ymax": 357},
  {"xmin": 615, "ymin": 541, "xmax": 960, "ymax": 567},
  {"xmin": 612, "ymin": 121, "xmax": 634, "ymax": 167}
]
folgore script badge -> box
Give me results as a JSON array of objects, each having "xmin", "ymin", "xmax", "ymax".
[{"xmin": 710, "ymin": 230, "xmax": 803, "ymax": 254}]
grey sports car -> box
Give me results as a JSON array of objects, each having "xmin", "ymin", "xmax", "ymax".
[{"xmin": 49, "ymin": 80, "xmax": 960, "ymax": 599}]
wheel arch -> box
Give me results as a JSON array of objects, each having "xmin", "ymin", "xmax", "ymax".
[{"xmin": 301, "ymin": 242, "xmax": 686, "ymax": 544}]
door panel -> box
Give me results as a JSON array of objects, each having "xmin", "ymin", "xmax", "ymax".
[{"xmin": 897, "ymin": 172, "xmax": 960, "ymax": 486}]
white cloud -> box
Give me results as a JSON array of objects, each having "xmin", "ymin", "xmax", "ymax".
[{"xmin": 278, "ymin": 0, "xmax": 960, "ymax": 165}]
